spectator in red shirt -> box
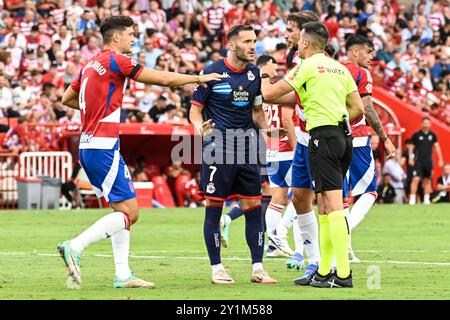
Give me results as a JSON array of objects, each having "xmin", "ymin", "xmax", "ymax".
[
  {"xmin": 202, "ymin": 0, "xmax": 225, "ymax": 42},
  {"xmin": 226, "ymin": 0, "xmax": 246, "ymax": 26}
]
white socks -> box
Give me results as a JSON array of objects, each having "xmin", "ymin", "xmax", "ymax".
[
  {"xmin": 70, "ymin": 211, "xmax": 128, "ymax": 253},
  {"xmin": 266, "ymin": 203, "xmax": 283, "ymax": 234},
  {"xmin": 424, "ymin": 194, "xmax": 431, "ymax": 205},
  {"xmin": 297, "ymin": 210, "xmax": 320, "ymax": 265},
  {"xmin": 347, "ymin": 193, "xmax": 376, "ymax": 231},
  {"xmin": 112, "ymin": 229, "xmax": 132, "ymax": 279},
  {"xmin": 212, "ymin": 263, "xmax": 224, "ymax": 272},
  {"xmin": 252, "ymin": 262, "xmax": 263, "ymax": 273},
  {"xmin": 275, "ymin": 202, "xmax": 305, "ymax": 254},
  {"xmin": 409, "ymin": 194, "xmax": 416, "ymax": 205},
  {"xmin": 275, "ymin": 202, "xmax": 293, "ymax": 238},
  {"xmin": 292, "ymin": 214, "xmax": 304, "ymax": 254}
]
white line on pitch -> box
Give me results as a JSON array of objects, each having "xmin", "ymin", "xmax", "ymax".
[{"xmin": 2, "ymin": 251, "xmax": 450, "ymax": 266}]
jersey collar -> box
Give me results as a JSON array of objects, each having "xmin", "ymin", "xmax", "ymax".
[{"xmin": 224, "ymin": 58, "xmax": 247, "ymax": 73}]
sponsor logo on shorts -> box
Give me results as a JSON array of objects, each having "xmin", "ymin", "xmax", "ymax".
[
  {"xmin": 129, "ymin": 181, "xmax": 135, "ymax": 193},
  {"xmin": 80, "ymin": 132, "xmax": 93, "ymax": 144}
]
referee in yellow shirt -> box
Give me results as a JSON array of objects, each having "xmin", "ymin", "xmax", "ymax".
[{"xmin": 260, "ymin": 21, "xmax": 364, "ymax": 288}]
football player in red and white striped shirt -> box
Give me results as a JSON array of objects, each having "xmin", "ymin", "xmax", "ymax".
[
  {"xmin": 58, "ymin": 15, "xmax": 222, "ymax": 290},
  {"xmin": 203, "ymin": 0, "xmax": 225, "ymax": 40},
  {"xmin": 343, "ymin": 34, "xmax": 397, "ymax": 261}
]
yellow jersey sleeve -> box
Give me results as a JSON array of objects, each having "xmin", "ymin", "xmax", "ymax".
[
  {"xmin": 284, "ymin": 59, "xmax": 311, "ymax": 92},
  {"xmin": 345, "ymin": 69, "xmax": 358, "ymax": 95}
]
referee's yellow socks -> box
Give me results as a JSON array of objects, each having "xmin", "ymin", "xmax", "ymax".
[
  {"xmin": 317, "ymin": 214, "xmax": 333, "ymax": 276},
  {"xmin": 328, "ymin": 210, "xmax": 350, "ymax": 278}
]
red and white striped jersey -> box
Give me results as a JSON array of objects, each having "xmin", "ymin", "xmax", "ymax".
[
  {"xmin": 70, "ymin": 49, "xmax": 144, "ymax": 150},
  {"xmin": 290, "ymin": 51, "xmax": 309, "ymax": 146},
  {"xmin": 343, "ymin": 61, "xmax": 373, "ymax": 144},
  {"xmin": 50, "ymin": 8, "xmax": 66, "ymax": 25},
  {"xmin": 16, "ymin": 20, "xmax": 33, "ymax": 36},
  {"xmin": 263, "ymin": 103, "xmax": 298, "ymax": 161},
  {"xmin": 428, "ymin": 13, "xmax": 445, "ymax": 31},
  {"xmin": 203, "ymin": 6, "xmax": 225, "ymax": 30}
]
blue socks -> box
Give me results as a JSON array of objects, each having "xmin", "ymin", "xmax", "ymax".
[
  {"xmin": 261, "ymin": 195, "xmax": 272, "ymax": 233},
  {"xmin": 227, "ymin": 206, "xmax": 244, "ymax": 221},
  {"xmin": 244, "ymin": 205, "xmax": 264, "ymax": 264},
  {"xmin": 204, "ymin": 205, "xmax": 223, "ymax": 265}
]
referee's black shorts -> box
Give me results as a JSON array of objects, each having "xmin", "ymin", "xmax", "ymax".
[{"xmin": 308, "ymin": 125, "xmax": 353, "ymax": 193}]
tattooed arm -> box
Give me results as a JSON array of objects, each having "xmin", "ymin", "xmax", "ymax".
[{"xmin": 362, "ymin": 96, "xmax": 396, "ymax": 159}]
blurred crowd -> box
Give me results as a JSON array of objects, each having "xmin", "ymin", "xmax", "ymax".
[
  {"xmin": 0, "ymin": 0, "xmax": 449, "ymax": 206},
  {"xmin": 0, "ymin": 0, "xmax": 448, "ymax": 127}
]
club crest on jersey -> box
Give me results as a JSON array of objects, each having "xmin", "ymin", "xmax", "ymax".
[
  {"xmin": 247, "ymin": 70, "xmax": 255, "ymax": 81},
  {"xmin": 221, "ymin": 72, "xmax": 230, "ymax": 78},
  {"xmin": 206, "ymin": 182, "xmax": 216, "ymax": 194}
]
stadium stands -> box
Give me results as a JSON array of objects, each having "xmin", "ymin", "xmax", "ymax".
[{"xmin": 0, "ymin": 0, "xmax": 448, "ymax": 208}]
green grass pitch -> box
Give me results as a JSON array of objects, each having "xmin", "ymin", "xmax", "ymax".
[{"xmin": 0, "ymin": 204, "xmax": 449, "ymax": 300}]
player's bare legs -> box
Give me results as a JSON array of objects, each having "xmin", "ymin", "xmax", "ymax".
[
  {"xmin": 57, "ymin": 197, "xmax": 154, "ymax": 289},
  {"xmin": 422, "ymin": 178, "xmax": 432, "ymax": 204},
  {"xmin": 241, "ymin": 198, "xmax": 277, "ymax": 284},
  {"xmin": 409, "ymin": 176, "xmax": 421, "ymax": 205}
]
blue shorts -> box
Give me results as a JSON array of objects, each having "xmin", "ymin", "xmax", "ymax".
[
  {"xmin": 79, "ymin": 149, "xmax": 136, "ymax": 203},
  {"xmin": 199, "ymin": 163, "xmax": 261, "ymax": 201},
  {"xmin": 267, "ymin": 160, "xmax": 292, "ymax": 188},
  {"xmin": 291, "ymin": 143, "xmax": 314, "ymax": 189},
  {"xmin": 343, "ymin": 144, "xmax": 377, "ymax": 198}
]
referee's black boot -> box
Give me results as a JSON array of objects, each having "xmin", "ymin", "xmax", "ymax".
[{"xmin": 310, "ymin": 270, "xmax": 353, "ymax": 288}]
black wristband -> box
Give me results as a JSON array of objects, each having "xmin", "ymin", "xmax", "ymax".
[{"xmin": 261, "ymin": 73, "xmax": 271, "ymax": 79}]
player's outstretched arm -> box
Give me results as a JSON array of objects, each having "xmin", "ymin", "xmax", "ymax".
[
  {"xmin": 263, "ymin": 92, "xmax": 297, "ymax": 105},
  {"xmin": 260, "ymin": 60, "xmax": 294, "ymax": 102},
  {"xmin": 362, "ymin": 95, "xmax": 396, "ymax": 159},
  {"xmin": 345, "ymin": 90, "xmax": 364, "ymax": 121},
  {"xmin": 61, "ymin": 86, "xmax": 80, "ymax": 110},
  {"xmin": 136, "ymin": 68, "xmax": 222, "ymax": 88}
]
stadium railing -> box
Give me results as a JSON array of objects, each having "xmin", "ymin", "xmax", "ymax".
[{"xmin": 370, "ymin": 61, "xmax": 449, "ymax": 125}]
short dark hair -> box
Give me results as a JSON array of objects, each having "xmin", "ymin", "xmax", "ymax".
[
  {"xmin": 345, "ymin": 34, "xmax": 374, "ymax": 51},
  {"xmin": 324, "ymin": 42, "xmax": 336, "ymax": 58},
  {"xmin": 286, "ymin": 10, "xmax": 320, "ymax": 30},
  {"xmin": 405, "ymin": 138, "xmax": 412, "ymax": 144},
  {"xmin": 226, "ymin": 25, "xmax": 254, "ymax": 41},
  {"xmin": 275, "ymin": 43, "xmax": 287, "ymax": 51},
  {"xmin": 302, "ymin": 22, "xmax": 329, "ymax": 50},
  {"xmin": 256, "ymin": 55, "xmax": 277, "ymax": 67},
  {"xmin": 100, "ymin": 15, "xmax": 134, "ymax": 44},
  {"xmin": 418, "ymin": 68, "xmax": 427, "ymax": 76},
  {"xmin": 422, "ymin": 116, "xmax": 431, "ymax": 122}
]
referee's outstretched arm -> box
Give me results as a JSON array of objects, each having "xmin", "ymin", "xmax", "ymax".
[{"xmin": 345, "ymin": 90, "xmax": 365, "ymax": 121}]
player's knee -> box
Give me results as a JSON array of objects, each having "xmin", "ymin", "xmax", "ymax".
[
  {"xmin": 241, "ymin": 199, "xmax": 261, "ymax": 211},
  {"xmin": 128, "ymin": 208, "xmax": 139, "ymax": 224}
]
